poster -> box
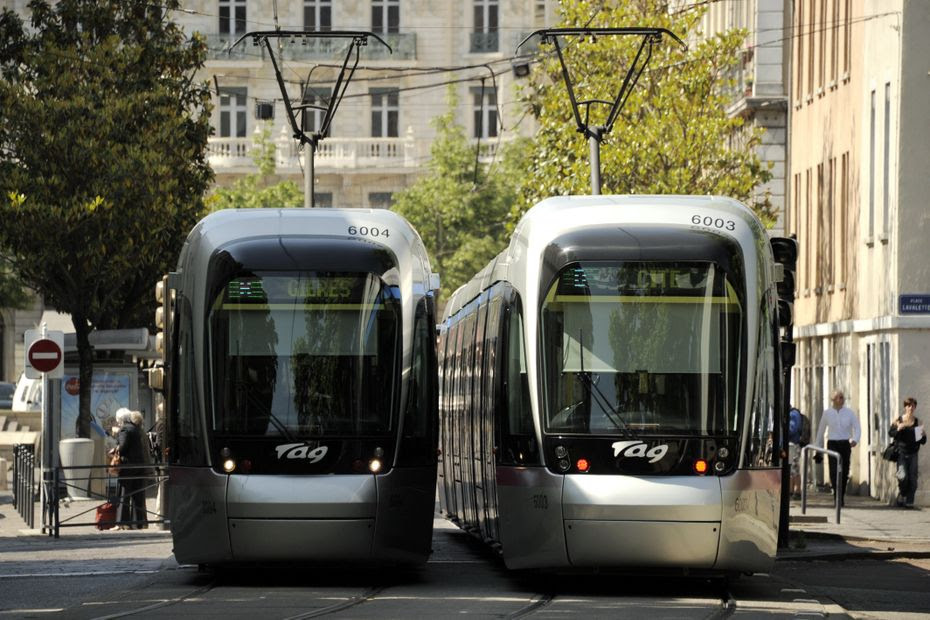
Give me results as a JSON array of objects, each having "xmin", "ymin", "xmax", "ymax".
[{"xmin": 60, "ymin": 370, "xmax": 133, "ymax": 439}]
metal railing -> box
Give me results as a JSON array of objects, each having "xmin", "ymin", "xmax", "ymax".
[
  {"xmin": 800, "ymin": 444, "xmax": 843, "ymax": 524},
  {"xmin": 48, "ymin": 463, "xmax": 168, "ymax": 538},
  {"xmin": 12, "ymin": 444, "xmax": 36, "ymax": 529}
]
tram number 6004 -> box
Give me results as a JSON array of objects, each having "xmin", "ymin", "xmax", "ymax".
[
  {"xmin": 691, "ymin": 214, "xmax": 735, "ymax": 231},
  {"xmin": 348, "ymin": 225, "xmax": 390, "ymax": 238},
  {"xmin": 532, "ymin": 494, "xmax": 548, "ymax": 510}
]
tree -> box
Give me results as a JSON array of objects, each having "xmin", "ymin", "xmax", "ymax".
[
  {"xmin": 513, "ymin": 0, "xmax": 774, "ymax": 227},
  {"xmin": 392, "ymin": 89, "xmax": 525, "ymax": 301},
  {"xmin": 206, "ymin": 122, "xmax": 304, "ymax": 211},
  {"xmin": 0, "ymin": 259, "xmax": 30, "ymax": 310},
  {"xmin": 0, "ymin": 0, "xmax": 213, "ymax": 437}
]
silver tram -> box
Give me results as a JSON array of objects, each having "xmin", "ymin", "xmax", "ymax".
[
  {"xmin": 437, "ymin": 195, "xmax": 789, "ymax": 573},
  {"xmin": 160, "ymin": 208, "xmax": 439, "ymax": 566}
]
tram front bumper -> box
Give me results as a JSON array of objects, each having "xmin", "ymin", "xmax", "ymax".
[
  {"xmin": 562, "ymin": 475, "xmax": 722, "ymax": 569},
  {"xmin": 226, "ymin": 474, "xmax": 377, "ymax": 561}
]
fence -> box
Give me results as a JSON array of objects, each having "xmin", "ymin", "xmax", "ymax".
[
  {"xmin": 12, "ymin": 444, "xmax": 36, "ymax": 529},
  {"xmin": 49, "ymin": 463, "xmax": 168, "ymax": 538}
]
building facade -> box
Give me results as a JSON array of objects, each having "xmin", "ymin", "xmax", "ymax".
[{"xmin": 789, "ymin": 0, "xmax": 930, "ymax": 505}]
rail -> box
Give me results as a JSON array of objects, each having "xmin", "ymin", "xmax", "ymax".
[
  {"xmin": 48, "ymin": 463, "xmax": 168, "ymax": 538},
  {"xmin": 799, "ymin": 444, "xmax": 842, "ymax": 524},
  {"xmin": 12, "ymin": 444, "xmax": 36, "ymax": 529}
]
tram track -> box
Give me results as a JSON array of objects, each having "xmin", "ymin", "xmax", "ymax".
[
  {"xmin": 89, "ymin": 577, "xmax": 218, "ymax": 620},
  {"xmin": 702, "ymin": 589, "xmax": 737, "ymax": 620},
  {"xmin": 282, "ymin": 585, "xmax": 386, "ymax": 619},
  {"xmin": 506, "ymin": 592, "xmax": 554, "ymax": 619}
]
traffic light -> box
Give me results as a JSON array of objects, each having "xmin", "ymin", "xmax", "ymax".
[{"xmin": 150, "ymin": 274, "xmax": 175, "ymax": 391}]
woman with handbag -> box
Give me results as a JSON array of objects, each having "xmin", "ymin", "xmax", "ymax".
[{"xmin": 888, "ymin": 397, "xmax": 926, "ymax": 508}]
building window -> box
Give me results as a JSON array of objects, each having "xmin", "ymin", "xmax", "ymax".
[
  {"xmin": 843, "ymin": 0, "xmax": 851, "ymax": 76},
  {"xmin": 534, "ymin": 1, "xmax": 546, "ymax": 27},
  {"xmin": 816, "ymin": 163, "xmax": 823, "ymax": 293},
  {"xmin": 471, "ymin": 0, "xmax": 499, "ymax": 53},
  {"xmin": 371, "ymin": 89, "xmax": 399, "ymax": 138},
  {"xmin": 304, "ymin": 0, "xmax": 332, "ymax": 32},
  {"xmin": 830, "ymin": 0, "xmax": 839, "ymax": 83},
  {"xmin": 840, "ymin": 152, "xmax": 848, "ymax": 286},
  {"xmin": 315, "ymin": 192, "xmax": 333, "ymax": 208},
  {"xmin": 369, "ymin": 192, "xmax": 393, "ymax": 209},
  {"xmin": 472, "ymin": 87, "xmax": 498, "ymax": 139},
  {"xmin": 219, "ymin": 0, "xmax": 246, "ymax": 35},
  {"xmin": 372, "ymin": 0, "xmax": 399, "ymax": 34},
  {"xmin": 827, "ymin": 157, "xmax": 835, "ymax": 287},
  {"xmin": 818, "ymin": 0, "xmax": 826, "ymax": 91},
  {"xmin": 806, "ymin": 0, "xmax": 814, "ymax": 97},
  {"xmin": 795, "ymin": 0, "xmax": 804, "ymax": 104},
  {"xmin": 219, "ymin": 87, "xmax": 247, "ymax": 138},
  {"xmin": 301, "ymin": 88, "xmax": 331, "ymax": 136},
  {"xmin": 869, "ymin": 89, "xmax": 875, "ymax": 242},
  {"xmin": 804, "ymin": 169, "xmax": 811, "ymax": 292},
  {"xmin": 882, "ymin": 82, "xmax": 891, "ymax": 241}
]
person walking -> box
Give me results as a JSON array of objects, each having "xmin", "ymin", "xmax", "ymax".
[
  {"xmin": 889, "ymin": 397, "xmax": 926, "ymax": 508},
  {"xmin": 814, "ymin": 390, "xmax": 860, "ymax": 505},
  {"xmin": 116, "ymin": 408, "xmax": 149, "ymax": 529}
]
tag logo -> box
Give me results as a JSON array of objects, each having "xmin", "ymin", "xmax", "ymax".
[
  {"xmin": 275, "ymin": 443, "xmax": 328, "ymax": 463},
  {"xmin": 611, "ymin": 440, "xmax": 668, "ymax": 463}
]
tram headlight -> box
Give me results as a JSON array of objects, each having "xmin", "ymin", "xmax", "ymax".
[
  {"xmin": 222, "ymin": 459, "xmax": 236, "ymax": 473},
  {"xmin": 717, "ymin": 447, "xmax": 729, "ymax": 459},
  {"xmin": 714, "ymin": 460, "xmax": 726, "ymax": 473},
  {"xmin": 557, "ymin": 458, "xmax": 571, "ymax": 472},
  {"xmin": 374, "ymin": 446, "xmax": 384, "ymax": 458},
  {"xmin": 369, "ymin": 458, "xmax": 383, "ymax": 473},
  {"xmin": 554, "ymin": 445, "xmax": 568, "ymax": 459}
]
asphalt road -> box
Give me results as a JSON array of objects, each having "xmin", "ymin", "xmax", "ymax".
[{"xmin": 1, "ymin": 518, "xmax": 929, "ymax": 619}]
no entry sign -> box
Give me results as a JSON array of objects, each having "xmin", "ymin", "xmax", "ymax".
[{"xmin": 24, "ymin": 329, "xmax": 65, "ymax": 379}]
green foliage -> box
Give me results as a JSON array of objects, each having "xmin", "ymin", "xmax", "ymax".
[
  {"xmin": 392, "ymin": 89, "xmax": 526, "ymax": 301},
  {"xmin": 0, "ymin": 0, "xmax": 213, "ymax": 435},
  {"xmin": 514, "ymin": 0, "xmax": 774, "ymax": 227},
  {"xmin": 0, "ymin": 257, "xmax": 31, "ymax": 310},
  {"xmin": 207, "ymin": 122, "xmax": 303, "ymax": 211}
]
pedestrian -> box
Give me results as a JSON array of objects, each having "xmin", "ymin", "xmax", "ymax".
[
  {"xmin": 889, "ymin": 397, "xmax": 926, "ymax": 508},
  {"xmin": 813, "ymin": 390, "xmax": 860, "ymax": 505},
  {"xmin": 116, "ymin": 408, "xmax": 149, "ymax": 529},
  {"xmin": 788, "ymin": 405, "xmax": 804, "ymax": 498}
]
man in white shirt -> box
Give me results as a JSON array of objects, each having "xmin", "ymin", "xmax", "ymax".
[{"xmin": 814, "ymin": 390, "xmax": 861, "ymax": 505}]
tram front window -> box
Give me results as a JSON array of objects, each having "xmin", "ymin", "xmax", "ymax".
[
  {"xmin": 209, "ymin": 272, "xmax": 399, "ymax": 438},
  {"xmin": 542, "ymin": 262, "xmax": 743, "ymax": 436}
]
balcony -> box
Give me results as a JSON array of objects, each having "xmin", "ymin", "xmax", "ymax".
[
  {"xmin": 470, "ymin": 31, "xmax": 499, "ymax": 53},
  {"xmin": 278, "ymin": 32, "xmax": 416, "ymax": 61},
  {"xmin": 208, "ymin": 132, "xmax": 420, "ymax": 174},
  {"xmin": 203, "ymin": 33, "xmax": 264, "ymax": 61}
]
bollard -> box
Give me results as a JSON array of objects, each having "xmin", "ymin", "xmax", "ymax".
[{"xmin": 0, "ymin": 457, "xmax": 7, "ymax": 491}]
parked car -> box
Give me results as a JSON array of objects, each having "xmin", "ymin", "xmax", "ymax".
[
  {"xmin": 0, "ymin": 381, "xmax": 14, "ymax": 409},
  {"xmin": 12, "ymin": 374, "xmax": 41, "ymax": 412}
]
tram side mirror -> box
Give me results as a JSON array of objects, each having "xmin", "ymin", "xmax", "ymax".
[
  {"xmin": 429, "ymin": 272, "xmax": 441, "ymax": 293},
  {"xmin": 770, "ymin": 237, "xmax": 798, "ymax": 268},
  {"xmin": 780, "ymin": 340, "xmax": 796, "ymax": 367}
]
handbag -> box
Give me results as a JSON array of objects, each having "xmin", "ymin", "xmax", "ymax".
[
  {"xmin": 881, "ymin": 444, "xmax": 898, "ymax": 462},
  {"xmin": 107, "ymin": 450, "xmax": 122, "ymax": 476},
  {"xmin": 95, "ymin": 502, "xmax": 117, "ymax": 530}
]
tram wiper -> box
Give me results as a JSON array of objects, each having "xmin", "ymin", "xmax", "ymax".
[
  {"xmin": 241, "ymin": 386, "xmax": 298, "ymax": 443},
  {"xmin": 575, "ymin": 329, "xmax": 637, "ymax": 439}
]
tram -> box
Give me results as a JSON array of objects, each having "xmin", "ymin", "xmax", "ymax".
[
  {"xmin": 159, "ymin": 208, "xmax": 439, "ymax": 566},
  {"xmin": 437, "ymin": 195, "xmax": 791, "ymax": 573}
]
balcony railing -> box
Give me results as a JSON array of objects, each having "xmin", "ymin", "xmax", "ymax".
[
  {"xmin": 276, "ymin": 32, "xmax": 416, "ymax": 61},
  {"xmin": 470, "ymin": 31, "xmax": 499, "ymax": 53},
  {"xmin": 204, "ymin": 33, "xmax": 264, "ymax": 61},
  {"xmin": 208, "ymin": 133, "xmax": 419, "ymax": 172}
]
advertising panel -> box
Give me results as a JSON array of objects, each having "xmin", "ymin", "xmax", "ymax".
[{"xmin": 60, "ymin": 369, "xmax": 134, "ymax": 439}]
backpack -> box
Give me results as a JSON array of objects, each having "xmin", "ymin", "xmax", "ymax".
[
  {"xmin": 799, "ymin": 411, "xmax": 811, "ymax": 446},
  {"xmin": 788, "ymin": 409, "xmax": 802, "ymax": 444}
]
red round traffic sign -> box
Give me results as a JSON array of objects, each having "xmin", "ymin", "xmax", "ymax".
[{"xmin": 28, "ymin": 338, "xmax": 63, "ymax": 373}]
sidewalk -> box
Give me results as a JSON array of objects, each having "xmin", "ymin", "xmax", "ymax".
[{"xmin": 781, "ymin": 488, "xmax": 930, "ymax": 561}]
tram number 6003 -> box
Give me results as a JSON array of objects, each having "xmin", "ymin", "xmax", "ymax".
[
  {"xmin": 348, "ymin": 225, "xmax": 390, "ymax": 238},
  {"xmin": 532, "ymin": 494, "xmax": 548, "ymax": 510},
  {"xmin": 691, "ymin": 214, "xmax": 735, "ymax": 231}
]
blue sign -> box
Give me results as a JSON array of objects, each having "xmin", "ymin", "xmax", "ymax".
[{"xmin": 899, "ymin": 295, "xmax": 930, "ymax": 315}]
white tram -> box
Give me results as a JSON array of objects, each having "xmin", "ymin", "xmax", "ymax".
[
  {"xmin": 160, "ymin": 208, "xmax": 439, "ymax": 566},
  {"xmin": 438, "ymin": 195, "xmax": 789, "ymax": 573}
]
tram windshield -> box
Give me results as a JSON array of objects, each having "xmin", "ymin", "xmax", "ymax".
[
  {"xmin": 542, "ymin": 262, "xmax": 743, "ymax": 436},
  {"xmin": 209, "ymin": 272, "xmax": 400, "ymax": 437}
]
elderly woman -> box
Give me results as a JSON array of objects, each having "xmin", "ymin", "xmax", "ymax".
[
  {"xmin": 115, "ymin": 408, "xmax": 149, "ymax": 529},
  {"xmin": 889, "ymin": 397, "xmax": 927, "ymax": 508}
]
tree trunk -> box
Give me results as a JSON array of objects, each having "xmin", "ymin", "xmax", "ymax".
[{"xmin": 73, "ymin": 313, "xmax": 94, "ymax": 439}]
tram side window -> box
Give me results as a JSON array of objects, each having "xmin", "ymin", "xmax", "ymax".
[
  {"xmin": 746, "ymin": 300, "xmax": 776, "ymax": 468},
  {"xmin": 170, "ymin": 298, "xmax": 207, "ymax": 466},
  {"xmin": 398, "ymin": 296, "xmax": 438, "ymax": 466},
  {"xmin": 499, "ymin": 291, "xmax": 539, "ymax": 465}
]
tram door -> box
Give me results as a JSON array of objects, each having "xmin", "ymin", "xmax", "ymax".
[
  {"xmin": 459, "ymin": 309, "xmax": 478, "ymax": 529},
  {"xmin": 482, "ymin": 294, "xmax": 503, "ymax": 543}
]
